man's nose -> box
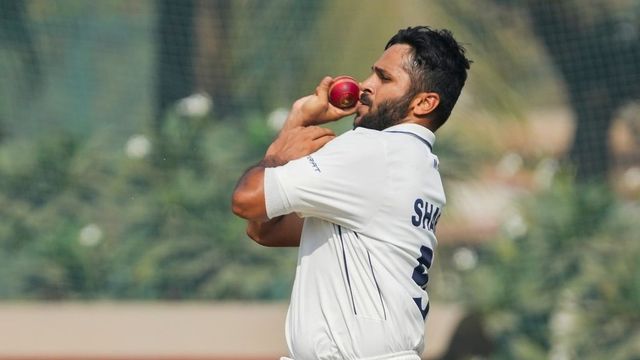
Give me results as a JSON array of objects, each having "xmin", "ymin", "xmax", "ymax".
[{"xmin": 359, "ymin": 77, "xmax": 374, "ymax": 96}]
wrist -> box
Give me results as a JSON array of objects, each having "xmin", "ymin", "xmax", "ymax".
[
  {"xmin": 282, "ymin": 111, "xmax": 306, "ymax": 130},
  {"xmin": 282, "ymin": 104, "xmax": 311, "ymax": 131}
]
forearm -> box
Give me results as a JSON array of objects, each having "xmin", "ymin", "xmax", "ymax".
[{"xmin": 247, "ymin": 213, "xmax": 303, "ymax": 247}]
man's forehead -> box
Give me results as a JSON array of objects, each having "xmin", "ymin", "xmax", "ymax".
[{"xmin": 374, "ymin": 44, "xmax": 412, "ymax": 75}]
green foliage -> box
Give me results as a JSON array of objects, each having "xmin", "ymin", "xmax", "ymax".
[
  {"xmin": 456, "ymin": 176, "xmax": 640, "ymax": 358},
  {"xmin": 0, "ymin": 110, "xmax": 297, "ymax": 300}
]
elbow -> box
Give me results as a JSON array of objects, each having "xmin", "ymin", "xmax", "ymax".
[
  {"xmin": 231, "ymin": 190, "xmax": 255, "ymax": 220},
  {"xmin": 231, "ymin": 188, "xmax": 266, "ymax": 221},
  {"xmin": 231, "ymin": 190, "xmax": 247, "ymax": 219},
  {"xmin": 231, "ymin": 166, "xmax": 266, "ymax": 221}
]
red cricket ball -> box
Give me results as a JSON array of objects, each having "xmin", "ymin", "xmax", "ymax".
[{"xmin": 328, "ymin": 76, "xmax": 360, "ymax": 108}]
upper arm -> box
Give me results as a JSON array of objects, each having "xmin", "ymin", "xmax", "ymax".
[
  {"xmin": 247, "ymin": 213, "xmax": 304, "ymax": 247},
  {"xmin": 264, "ymin": 132, "xmax": 387, "ymax": 231}
]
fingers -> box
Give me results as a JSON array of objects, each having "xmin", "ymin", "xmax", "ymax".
[
  {"xmin": 315, "ymin": 76, "xmax": 333, "ymax": 97},
  {"xmin": 268, "ymin": 125, "xmax": 335, "ymax": 161},
  {"xmin": 288, "ymin": 126, "xmax": 335, "ymax": 148},
  {"xmin": 288, "ymin": 125, "xmax": 334, "ymax": 139},
  {"xmin": 307, "ymin": 126, "xmax": 335, "ymax": 148},
  {"xmin": 331, "ymin": 104, "xmax": 358, "ymax": 116},
  {"xmin": 311, "ymin": 133, "xmax": 336, "ymax": 149},
  {"xmin": 304, "ymin": 125, "xmax": 335, "ymax": 139}
]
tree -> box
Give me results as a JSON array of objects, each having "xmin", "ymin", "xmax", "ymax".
[
  {"xmin": 192, "ymin": 0, "xmax": 235, "ymax": 120},
  {"xmin": 526, "ymin": 0, "xmax": 640, "ymax": 181},
  {"xmin": 155, "ymin": 0, "xmax": 196, "ymax": 131},
  {"xmin": 0, "ymin": 0, "xmax": 41, "ymax": 141},
  {"xmin": 155, "ymin": 0, "xmax": 325, "ymax": 128}
]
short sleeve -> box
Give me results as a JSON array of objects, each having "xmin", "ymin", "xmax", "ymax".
[{"xmin": 264, "ymin": 129, "xmax": 387, "ymax": 231}]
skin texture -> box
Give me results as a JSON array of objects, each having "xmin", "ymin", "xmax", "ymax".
[{"xmin": 231, "ymin": 44, "xmax": 441, "ymax": 247}]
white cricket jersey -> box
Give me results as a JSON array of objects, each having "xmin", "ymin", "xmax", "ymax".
[{"xmin": 264, "ymin": 123, "xmax": 445, "ymax": 360}]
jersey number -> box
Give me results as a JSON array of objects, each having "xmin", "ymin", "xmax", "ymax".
[{"xmin": 412, "ymin": 245, "xmax": 433, "ymax": 320}]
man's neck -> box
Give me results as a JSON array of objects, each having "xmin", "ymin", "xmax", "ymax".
[{"xmin": 400, "ymin": 118, "xmax": 438, "ymax": 133}]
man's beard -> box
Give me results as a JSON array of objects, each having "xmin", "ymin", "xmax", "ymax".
[{"xmin": 356, "ymin": 91, "xmax": 414, "ymax": 131}]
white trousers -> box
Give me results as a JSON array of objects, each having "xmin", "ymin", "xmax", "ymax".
[{"xmin": 281, "ymin": 350, "xmax": 421, "ymax": 360}]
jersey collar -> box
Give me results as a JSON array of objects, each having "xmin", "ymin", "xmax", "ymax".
[{"xmin": 383, "ymin": 123, "xmax": 436, "ymax": 149}]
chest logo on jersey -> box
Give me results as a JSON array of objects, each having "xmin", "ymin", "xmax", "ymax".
[
  {"xmin": 411, "ymin": 199, "xmax": 441, "ymax": 232},
  {"xmin": 306, "ymin": 155, "xmax": 321, "ymax": 173}
]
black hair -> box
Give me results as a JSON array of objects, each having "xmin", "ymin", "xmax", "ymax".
[{"xmin": 385, "ymin": 26, "xmax": 471, "ymax": 127}]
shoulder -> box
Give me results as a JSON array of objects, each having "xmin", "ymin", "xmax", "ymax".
[
  {"xmin": 322, "ymin": 127, "xmax": 388, "ymax": 155},
  {"xmin": 305, "ymin": 128, "xmax": 389, "ymax": 174}
]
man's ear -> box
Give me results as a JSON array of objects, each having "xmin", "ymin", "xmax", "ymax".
[{"xmin": 410, "ymin": 92, "xmax": 440, "ymax": 117}]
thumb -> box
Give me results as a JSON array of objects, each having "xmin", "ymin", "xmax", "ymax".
[{"xmin": 315, "ymin": 76, "xmax": 333, "ymax": 97}]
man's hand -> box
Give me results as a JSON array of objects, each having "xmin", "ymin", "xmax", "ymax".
[
  {"xmin": 263, "ymin": 126, "xmax": 335, "ymax": 167},
  {"xmin": 282, "ymin": 77, "xmax": 358, "ymax": 131}
]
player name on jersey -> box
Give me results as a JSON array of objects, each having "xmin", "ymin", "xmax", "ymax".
[{"xmin": 411, "ymin": 198, "xmax": 441, "ymax": 232}]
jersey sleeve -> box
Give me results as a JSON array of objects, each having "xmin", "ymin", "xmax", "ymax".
[{"xmin": 264, "ymin": 130, "xmax": 387, "ymax": 231}]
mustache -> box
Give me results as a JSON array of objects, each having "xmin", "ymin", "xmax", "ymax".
[{"xmin": 360, "ymin": 92, "xmax": 372, "ymax": 106}]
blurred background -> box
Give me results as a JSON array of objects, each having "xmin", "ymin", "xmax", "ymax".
[{"xmin": 1, "ymin": 0, "xmax": 639, "ymax": 359}]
